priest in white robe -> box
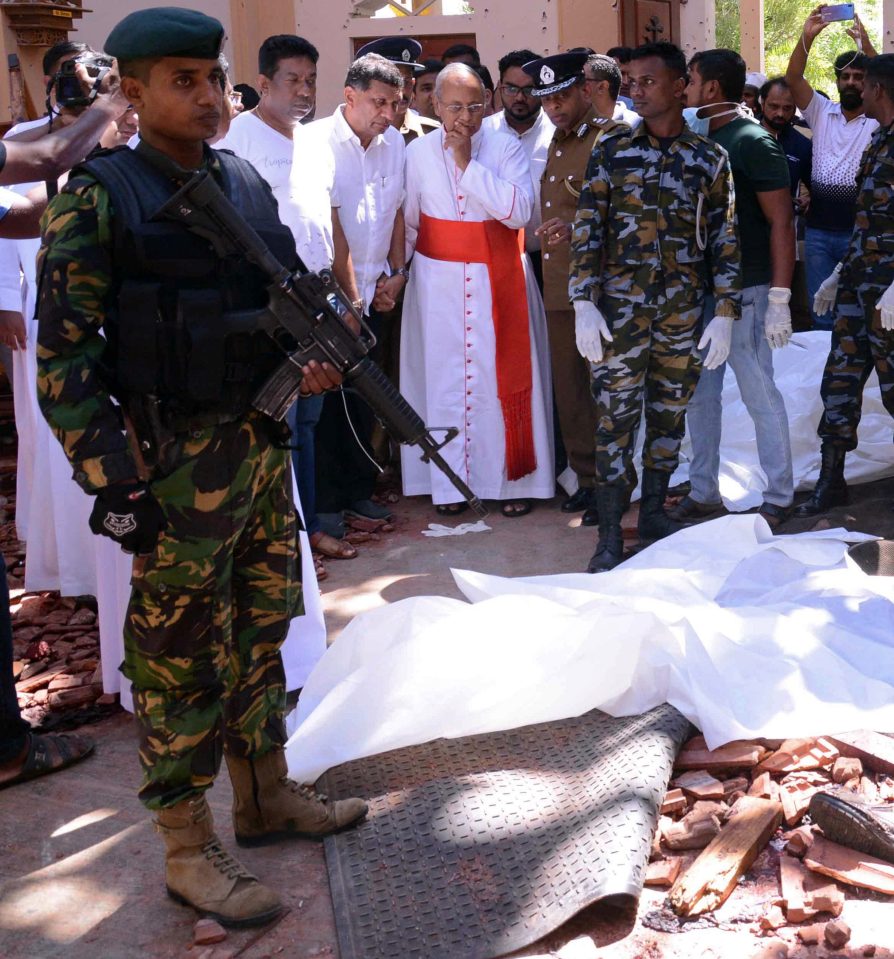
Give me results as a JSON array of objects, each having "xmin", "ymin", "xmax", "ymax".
[{"xmin": 399, "ymin": 63, "xmax": 555, "ymax": 516}]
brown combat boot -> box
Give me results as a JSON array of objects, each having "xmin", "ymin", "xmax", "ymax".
[
  {"xmin": 226, "ymin": 748, "xmax": 368, "ymax": 847},
  {"xmin": 155, "ymin": 795, "xmax": 282, "ymax": 927}
]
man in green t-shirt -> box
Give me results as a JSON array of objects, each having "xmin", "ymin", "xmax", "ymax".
[{"xmin": 672, "ymin": 48, "xmax": 796, "ymax": 529}]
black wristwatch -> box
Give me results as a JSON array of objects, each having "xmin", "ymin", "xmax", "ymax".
[{"xmin": 391, "ymin": 267, "xmax": 410, "ymax": 280}]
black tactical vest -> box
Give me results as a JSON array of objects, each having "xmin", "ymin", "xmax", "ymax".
[{"xmin": 78, "ymin": 144, "xmax": 297, "ymax": 421}]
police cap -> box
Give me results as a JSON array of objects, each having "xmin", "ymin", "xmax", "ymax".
[
  {"xmin": 105, "ymin": 7, "xmax": 225, "ymax": 62},
  {"xmin": 523, "ymin": 51, "xmax": 589, "ymax": 97},
  {"xmin": 355, "ymin": 37, "xmax": 424, "ymax": 72}
]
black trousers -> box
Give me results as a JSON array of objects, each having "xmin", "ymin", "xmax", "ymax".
[{"xmin": 0, "ymin": 554, "xmax": 29, "ymax": 762}]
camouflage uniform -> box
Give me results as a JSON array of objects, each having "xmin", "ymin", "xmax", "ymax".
[
  {"xmin": 569, "ymin": 123, "xmax": 740, "ymax": 486},
  {"xmin": 819, "ymin": 122, "xmax": 894, "ymax": 448},
  {"xmin": 540, "ymin": 112, "xmax": 621, "ymax": 487},
  {"xmin": 37, "ymin": 157, "xmax": 301, "ymax": 810}
]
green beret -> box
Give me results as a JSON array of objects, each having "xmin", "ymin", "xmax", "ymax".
[{"xmin": 105, "ymin": 7, "xmax": 224, "ymax": 62}]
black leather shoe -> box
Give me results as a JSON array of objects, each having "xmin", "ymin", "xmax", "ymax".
[
  {"xmin": 665, "ymin": 495, "xmax": 724, "ymax": 522},
  {"xmin": 809, "ymin": 788, "xmax": 894, "ymax": 864},
  {"xmin": 561, "ymin": 488, "xmax": 594, "ymax": 513},
  {"xmin": 581, "ymin": 506, "xmax": 599, "ymax": 526},
  {"xmin": 758, "ymin": 502, "xmax": 791, "ymax": 530}
]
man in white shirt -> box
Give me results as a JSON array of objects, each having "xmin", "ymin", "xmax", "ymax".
[
  {"xmin": 484, "ymin": 49, "xmax": 554, "ymax": 278},
  {"xmin": 218, "ymin": 35, "xmax": 361, "ymax": 561},
  {"xmin": 786, "ymin": 10, "xmax": 878, "ymax": 329},
  {"xmin": 308, "ymin": 53, "xmax": 407, "ymax": 526},
  {"xmin": 401, "ymin": 63, "xmax": 555, "ymax": 517}
]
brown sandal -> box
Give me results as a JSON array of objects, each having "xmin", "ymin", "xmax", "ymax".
[
  {"xmin": 309, "ymin": 530, "xmax": 357, "ymax": 560},
  {"xmin": 0, "ymin": 732, "xmax": 94, "ymax": 790}
]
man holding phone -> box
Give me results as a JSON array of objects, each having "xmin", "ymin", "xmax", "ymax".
[{"xmin": 786, "ymin": 5, "xmax": 877, "ymax": 329}]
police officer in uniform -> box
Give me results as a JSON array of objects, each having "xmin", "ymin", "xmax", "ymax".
[
  {"xmin": 524, "ymin": 51, "xmax": 626, "ymax": 523},
  {"xmin": 569, "ymin": 42, "xmax": 741, "ymax": 572},
  {"xmin": 37, "ymin": 8, "xmax": 366, "ymax": 927}
]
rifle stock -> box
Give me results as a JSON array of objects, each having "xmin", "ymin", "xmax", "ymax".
[{"xmin": 153, "ymin": 171, "xmax": 487, "ymax": 518}]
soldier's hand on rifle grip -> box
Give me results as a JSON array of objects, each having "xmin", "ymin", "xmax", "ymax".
[
  {"xmin": 878, "ymin": 280, "xmax": 894, "ymax": 332},
  {"xmin": 89, "ymin": 481, "xmax": 167, "ymax": 555},
  {"xmin": 298, "ymin": 359, "xmax": 343, "ymax": 396},
  {"xmin": 573, "ymin": 300, "xmax": 612, "ymax": 364}
]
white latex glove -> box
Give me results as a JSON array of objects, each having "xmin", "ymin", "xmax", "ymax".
[
  {"xmin": 878, "ymin": 280, "xmax": 894, "ymax": 332},
  {"xmin": 697, "ymin": 315, "xmax": 733, "ymax": 370},
  {"xmin": 574, "ymin": 300, "xmax": 612, "ymax": 363},
  {"xmin": 813, "ymin": 263, "xmax": 842, "ymax": 317},
  {"xmin": 765, "ymin": 287, "xmax": 792, "ymax": 349}
]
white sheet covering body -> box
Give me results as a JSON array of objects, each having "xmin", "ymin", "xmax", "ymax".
[
  {"xmin": 399, "ymin": 125, "xmax": 555, "ymax": 503},
  {"xmin": 285, "ymin": 516, "xmax": 894, "ymax": 782}
]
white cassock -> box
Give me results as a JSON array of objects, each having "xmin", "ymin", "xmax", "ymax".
[{"xmin": 400, "ymin": 125, "xmax": 555, "ymax": 504}]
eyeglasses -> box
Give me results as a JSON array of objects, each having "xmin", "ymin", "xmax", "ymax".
[
  {"xmin": 439, "ymin": 102, "xmax": 486, "ymax": 115},
  {"xmin": 500, "ymin": 82, "xmax": 536, "ymax": 98}
]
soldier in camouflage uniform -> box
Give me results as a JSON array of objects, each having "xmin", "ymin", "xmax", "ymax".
[
  {"xmin": 36, "ymin": 8, "xmax": 365, "ymax": 928},
  {"xmin": 569, "ymin": 42, "xmax": 741, "ymax": 572},
  {"xmin": 796, "ymin": 54, "xmax": 894, "ymax": 517}
]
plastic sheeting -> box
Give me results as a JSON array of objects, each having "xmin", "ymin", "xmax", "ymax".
[
  {"xmin": 672, "ymin": 331, "xmax": 894, "ymax": 507},
  {"xmin": 285, "ymin": 516, "xmax": 894, "ymax": 782}
]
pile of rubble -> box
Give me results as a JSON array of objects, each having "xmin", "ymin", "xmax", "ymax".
[
  {"xmin": 10, "ymin": 583, "xmax": 114, "ymax": 727},
  {"xmin": 647, "ymin": 732, "xmax": 894, "ymax": 953}
]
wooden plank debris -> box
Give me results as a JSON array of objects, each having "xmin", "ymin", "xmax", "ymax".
[
  {"xmin": 803, "ymin": 835, "xmax": 894, "ymax": 895},
  {"xmin": 668, "ymin": 795, "xmax": 783, "ymax": 916}
]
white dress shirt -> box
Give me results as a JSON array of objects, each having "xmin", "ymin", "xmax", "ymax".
[
  {"xmin": 308, "ymin": 106, "xmax": 406, "ymax": 308},
  {"xmin": 484, "ymin": 108, "xmax": 554, "ymax": 249}
]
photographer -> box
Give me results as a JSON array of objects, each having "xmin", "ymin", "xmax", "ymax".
[
  {"xmin": 0, "ymin": 53, "xmax": 129, "ymax": 186},
  {"xmin": 0, "ymin": 49, "xmax": 129, "ymax": 795},
  {"xmin": 785, "ymin": 6, "xmax": 878, "ymax": 330}
]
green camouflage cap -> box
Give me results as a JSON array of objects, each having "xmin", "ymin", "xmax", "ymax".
[{"xmin": 105, "ymin": 7, "xmax": 224, "ymax": 62}]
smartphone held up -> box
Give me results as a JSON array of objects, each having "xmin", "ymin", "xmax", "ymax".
[{"xmin": 820, "ymin": 3, "xmax": 855, "ymax": 22}]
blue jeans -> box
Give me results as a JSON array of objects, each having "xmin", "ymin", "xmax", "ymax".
[
  {"xmin": 288, "ymin": 394, "xmax": 324, "ymax": 537},
  {"xmin": 805, "ymin": 227, "xmax": 851, "ymax": 331},
  {"xmin": 687, "ymin": 285, "xmax": 794, "ymax": 507}
]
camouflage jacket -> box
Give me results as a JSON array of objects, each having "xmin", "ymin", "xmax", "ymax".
[
  {"xmin": 568, "ymin": 121, "xmax": 741, "ymax": 319},
  {"xmin": 841, "ymin": 121, "xmax": 894, "ymax": 289},
  {"xmin": 36, "ymin": 170, "xmax": 139, "ymax": 494}
]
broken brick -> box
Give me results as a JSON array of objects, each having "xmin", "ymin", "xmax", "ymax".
[{"xmin": 824, "ymin": 920, "xmax": 851, "ymax": 950}]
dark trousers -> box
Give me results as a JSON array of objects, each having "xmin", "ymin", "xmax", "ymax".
[
  {"xmin": 313, "ymin": 307, "xmax": 385, "ymax": 512},
  {"xmin": 0, "ymin": 554, "xmax": 29, "ymax": 762}
]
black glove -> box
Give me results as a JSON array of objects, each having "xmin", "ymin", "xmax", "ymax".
[{"xmin": 89, "ymin": 482, "xmax": 167, "ymax": 555}]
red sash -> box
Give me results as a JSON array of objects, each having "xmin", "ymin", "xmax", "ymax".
[{"xmin": 416, "ymin": 212, "xmax": 536, "ymax": 482}]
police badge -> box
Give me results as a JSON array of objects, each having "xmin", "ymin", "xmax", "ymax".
[
  {"xmin": 104, "ymin": 512, "xmax": 138, "ymax": 537},
  {"xmin": 540, "ymin": 65, "xmax": 555, "ymax": 85}
]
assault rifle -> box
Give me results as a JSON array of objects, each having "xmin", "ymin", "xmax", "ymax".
[{"xmin": 154, "ymin": 170, "xmax": 487, "ymax": 518}]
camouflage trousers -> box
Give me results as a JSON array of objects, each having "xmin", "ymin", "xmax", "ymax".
[
  {"xmin": 592, "ymin": 289, "xmax": 704, "ymax": 485},
  {"xmin": 818, "ymin": 285, "xmax": 892, "ymax": 450},
  {"xmin": 121, "ymin": 412, "xmax": 301, "ymax": 810}
]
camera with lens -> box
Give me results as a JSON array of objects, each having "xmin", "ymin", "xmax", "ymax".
[{"xmin": 52, "ymin": 53, "xmax": 114, "ymax": 110}]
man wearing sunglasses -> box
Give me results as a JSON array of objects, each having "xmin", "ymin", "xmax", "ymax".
[{"xmin": 485, "ymin": 50, "xmax": 555, "ymax": 283}]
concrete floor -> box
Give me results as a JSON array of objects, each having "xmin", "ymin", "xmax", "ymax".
[{"xmin": 2, "ymin": 483, "xmax": 893, "ymax": 959}]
